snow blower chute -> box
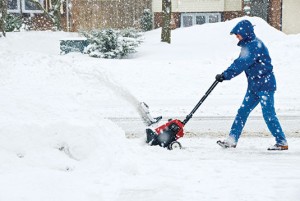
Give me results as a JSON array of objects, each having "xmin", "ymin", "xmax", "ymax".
[{"xmin": 145, "ymin": 80, "xmax": 219, "ymax": 150}]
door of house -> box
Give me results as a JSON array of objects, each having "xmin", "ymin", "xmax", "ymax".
[{"xmin": 250, "ymin": 0, "xmax": 269, "ymax": 21}]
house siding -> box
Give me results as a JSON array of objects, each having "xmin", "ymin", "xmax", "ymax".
[
  {"xmin": 282, "ymin": 0, "xmax": 300, "ymax": 34},
  {"xmin": 153, "ymin": 0, "xmax": 243, "ymax": 29},
  {"xmin": 152, "ymin": 0, "xmax": 242, "ymax": 12},
  {"xmin": 224, "ymin": 0, "xmax": 242, "ymax": 11},
  {"xmin": 71, "ymin": 0, "xmax": 151, "ymax": 31}
]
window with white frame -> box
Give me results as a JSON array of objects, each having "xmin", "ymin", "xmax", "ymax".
[
  {"xmin": 182, "ymin": 15, "xmax": 193, "ymax": 27},
  {"xmin": 181, "ymin": 13, "xmax": 221, "ymax": 27},
  {"xmin": 23, "ymin": 0, "xmax": 44, "ymax": 13},
  {"xmin": 8, "ymin": 0, "xmax": 44, "ymax": 14},
  {"xmin": 8, "ymin": 0, "xmax": 21, "ymax": 13}
]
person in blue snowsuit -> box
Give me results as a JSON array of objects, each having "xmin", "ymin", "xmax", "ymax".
[{"xmin": 215, "ymin": 20, "xmax": 288, "ymax": 150}]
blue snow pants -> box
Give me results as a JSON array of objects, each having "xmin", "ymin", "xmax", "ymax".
[{"xmin": 229, "ymin": 90, "xmax": 287, "ymax": 145}]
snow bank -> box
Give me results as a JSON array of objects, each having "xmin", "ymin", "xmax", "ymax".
[
  {"xmin": 0, "ymin": 119, "xmax": 143, "ymax": 201},
  {"xmin": 0, "ymin": 30, "xmax": 145, "ymax": 201},
  {"xmin": 0, "ymin": 120, "xmax": 129, "ymax": 165}
]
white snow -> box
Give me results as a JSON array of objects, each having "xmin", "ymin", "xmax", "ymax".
[{"xmin": 0, "ymin": 17, "xmax": 299, "ymax": 201}]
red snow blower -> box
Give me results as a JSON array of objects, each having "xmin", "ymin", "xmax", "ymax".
[{"xmin": 146, "ymin": 80, "xmax": 219, "ymax": 150}]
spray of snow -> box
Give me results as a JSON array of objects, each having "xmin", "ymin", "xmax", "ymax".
[{"xmin": 77, "ymin": 68, "xmax": 151, "ymax": 125}]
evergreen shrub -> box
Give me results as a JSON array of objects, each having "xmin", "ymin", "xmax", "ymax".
[{"xmin": 81, "ymin": 28, "xmax": 143, "ymax": 59}]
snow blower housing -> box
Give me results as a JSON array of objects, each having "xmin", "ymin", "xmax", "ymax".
[
  {"xmin": 146, "ymin": 119, "xmax": 184, "ymax": 149},
  {"xmin": 146, "ymin": 80, "xmax": 219, "ymax": 150}
]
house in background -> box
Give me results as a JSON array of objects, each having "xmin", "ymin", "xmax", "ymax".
[
  {"xmin": 152, "ymin": 0, "xmax": 300, "ymax": 34},
  {"xmin": 153, "ymin": 0, "xmax": 244, "ymax": 29},
  {"xmin": 5, "ymin": 0, "xmax": 300, "ymax": 34},
  {"xmin": 243, "ymin": 0, "xmax": 300, "ymax": 34},
  {"xmin": 7, "ymin": 0, "xmax": 52, "ymax": 30},
  {"xmin": 6, "ymin": 0, "xmax": 152, "ymax": 31},
  {"xmin": 70, "ymin": 0, "xmax": 151, "ymax": 31}
]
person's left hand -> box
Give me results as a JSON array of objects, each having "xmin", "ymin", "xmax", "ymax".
[{"xmin": 215, "ymin": 74, "xmax": 224, "ymax": 82}]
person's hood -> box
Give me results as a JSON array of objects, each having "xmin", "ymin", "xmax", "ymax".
[{"xmin": 230, "ymin": 20, "xmax": 256, "ymax": 44}]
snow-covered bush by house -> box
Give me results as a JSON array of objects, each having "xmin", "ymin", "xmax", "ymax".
[
  {"xmin": 121, "ymin": 28, "xmax": 143, "ymax": 39},
  {"xmin": 5, "ymin": 14, "xmax": 22, "ymax": 32},
  {"xmin": 81, "ymin": 28, "xmax": 143, "ymax": 59}
]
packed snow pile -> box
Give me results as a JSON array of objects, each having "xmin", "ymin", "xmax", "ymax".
[
  {"xmin": 0, "ymin": 28, "xmax": 144, "ymax": 201},
  {"xmin": 0, "ymin": 16, "xmax": 299, "ymax": 201}
]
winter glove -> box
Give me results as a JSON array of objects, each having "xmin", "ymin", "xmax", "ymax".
[{"xmin": 215, "ymin": 74, "xmax": 224, "ymax": 82}]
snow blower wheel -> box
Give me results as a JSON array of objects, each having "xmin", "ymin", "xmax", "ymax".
[{"xmin": 168, "ymin": 141, "xmax": 182, "ymax": 150}]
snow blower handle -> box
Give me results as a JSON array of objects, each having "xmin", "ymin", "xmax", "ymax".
[{"xmin": 182, "ymin": 80, "xmax": 219, "ymax": 125}]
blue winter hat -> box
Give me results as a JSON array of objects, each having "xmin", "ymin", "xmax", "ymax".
[{"xmin": 230, "ymin": 20, "xmax": 255, "ymax": 39}]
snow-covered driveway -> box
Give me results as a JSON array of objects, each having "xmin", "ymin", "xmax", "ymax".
[
  {"xmin": 118, "ymin": 137, "xmax": 300, "ymax": 201},
  {"xmin": 110, "ymin": 115, "xmax": 300, "ymax": 139}
]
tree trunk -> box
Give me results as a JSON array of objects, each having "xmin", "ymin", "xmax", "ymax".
[
  {"xmin": 161, "ymin": 0, "xmax": 171, "ymax": 43},
  {"xmin": 0, "ymin": 0, "xmax": 7, "ymax": 37}
]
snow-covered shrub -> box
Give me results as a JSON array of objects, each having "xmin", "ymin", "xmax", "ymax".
[
  {"xmin": 81, "ymin": 28, "xmax": 142, "ymax": 59},
  {"xmin": 121, "ymin": 28, "xmax": 143, "ymax": 39},
  {"xmin": 140, "ymin": 9, "xmax": 153, "ymax": 31},
  {"xmin": 5, "ymin": 14, "xmax": 22, "ymax": 32}
]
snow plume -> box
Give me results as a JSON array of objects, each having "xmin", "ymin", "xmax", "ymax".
[{"xmin": 81, "ymin": 69, "xmax": 150, "ymax": 124}]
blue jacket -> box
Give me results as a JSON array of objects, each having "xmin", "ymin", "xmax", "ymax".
[{"xmin": 223, "ymin": 20, "xmax": 276, "ymax": 92}]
